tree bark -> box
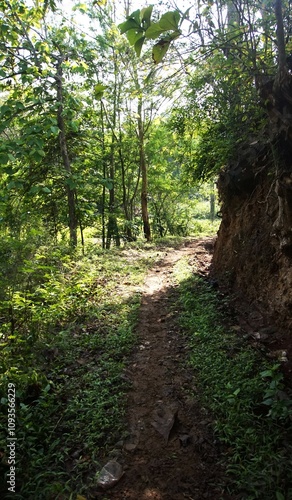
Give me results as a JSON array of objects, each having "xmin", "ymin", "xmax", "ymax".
[
  {"xmin": 275, "ymin": 0, "xmax": 286, "ymax": 75},
  {"xmin": 138, "ymin": 97, "xmax": 151, "ymax": 241},
  {"xmin": 105, "ymin": 50, "xmax": 120, "ymax": 249},
  {"xmin": 210, "ymin": 182, "xmax": 215, "ymax": 222},
  {"xmin": 56, "ymin": 56, "xmax": 78, "ymax": 247}
]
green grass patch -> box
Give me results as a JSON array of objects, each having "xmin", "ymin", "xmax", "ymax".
[
  {"xmin": 173, "ymin": 257, "xmax": 292, "ymax": 500},
  {"xmin": 0, "ymin": 239, "xmax": 164, "ymax": 499}
]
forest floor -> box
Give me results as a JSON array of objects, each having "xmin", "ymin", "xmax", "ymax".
[
  {"xmin": 95, "ymin": 238, "xmax": 228, "ymax": 500},
  {"xmin": 2, "ymin": 235, "xmax": 290, "ymax": 499}
]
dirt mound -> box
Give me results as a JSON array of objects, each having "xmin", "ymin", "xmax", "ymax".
[{"xmin": 212, "ymin": 147, "xmax": 292, "ymax": 384}]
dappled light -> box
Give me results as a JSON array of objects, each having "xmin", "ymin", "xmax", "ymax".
[{"xmin": 1, "ymin": 0, "xmax": 292, "ymax": 498}]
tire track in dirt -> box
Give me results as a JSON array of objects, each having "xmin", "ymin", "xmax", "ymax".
[{"xmin": 97, "ymin": 238, "xmax": 225, "ymax": 500}]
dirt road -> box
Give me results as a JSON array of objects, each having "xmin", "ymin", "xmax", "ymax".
[{"xmin": 95, "ymin": 238, "xmax": 227, "ymax": 500}]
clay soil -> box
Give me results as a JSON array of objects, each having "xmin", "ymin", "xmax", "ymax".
[{"xmin": 95, "ymin": 238, "xmax": 229, "ymax": 500}]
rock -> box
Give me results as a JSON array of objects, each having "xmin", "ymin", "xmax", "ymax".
[
  {"xmin": 151, "ymin": 403, "xmax": 178, "ymax": 442},
  {"xmin": 179, "ymin": 434, "xmax": 192, "ymax": 447},
  {"xmin": 268, "ymin": 350, "xmax": 288, "ymax": 362}
]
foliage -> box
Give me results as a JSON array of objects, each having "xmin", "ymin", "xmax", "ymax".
[
  {"xmin": 0, "ymin": 235, "xmax": 163, "ymax": 498},
  {"xmin": 118, "ymin": 7, "xmax": 182, "ymax": 63},
  {"xmin": 174, "ymin": 258, "xmax": 292, "ymax": 499}
]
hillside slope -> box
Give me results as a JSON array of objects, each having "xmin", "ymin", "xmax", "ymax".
[{"xmin": 212, "ymin": 72, "xmax": 292, "ymax": 370}]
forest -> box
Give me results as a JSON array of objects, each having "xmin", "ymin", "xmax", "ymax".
[{"xmin": 1, "ymin": 0, "xmax": 292, "ymax": 498}]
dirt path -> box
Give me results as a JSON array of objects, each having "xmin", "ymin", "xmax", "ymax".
[{"xmin": 100, "ymin": 239, "xmax": 225, "ymax": 499}]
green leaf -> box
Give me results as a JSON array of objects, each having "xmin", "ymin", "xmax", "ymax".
[
  {"xmin": 276, "ymin": 492, "xmax": 285, "ymax": 500},
  {"xmin": 28, "ymin": 186, "xmax": 41, "ymax": 194},
  {"xmin": 159, "ymin": 11, "xmax": 180, "ymax": 31},
  {"xmin": 181, "ymin": 7, "xmax": 191, "ymax": 23},
  {"xmin": 128, "ymin": 9, "xmax": 141, "ymax": 25},
  {"xmin": 73, "ymin": 2, "xmax": 88, "ymax": 13},
  {"xmin": 262, "ymin": 398, "xmax": 274, "ymax": 406},
  {"xmin": 100, "ymin": 178, "xmax": 113, "ymax": 190},
  {"xmin": 145, "ymin": 22, "xmax": 167, "ymax": 40},
  {"xmin": 94, "ymin": 84, "xmax": 107, "ymax": 99},
  {"xmin": 134, "ymin": 36, "xmax": 145, "ymax": 57},
  {"xmin": 31, "ymin": 150, "xmax": 46, "ymax": 162},
  {"xmin": 0, "ymin": 153, "xmax": 9, "ymax": 165},
  {"xmin": 141, "ymin": 5, "xmax": 153, "ymax": 29},
  {"xmin": 65, "ymin": 178, "xmax": 77, "ymax": 190},
  {"xmin": 119, "ymin": 16, "xmax": 142, "ymax": 35},
  {"xmin": 152, "ymin": 40, "xmax": 171, "ymax": 64},
  {"xmin": 126, "ymin": 29, "xmax": 144, "ymax": 46},
  {"xmin": 260, "ymin": 369, "xmax": 273, "ymax": 378},
  {"xmin": 0, "ymin": 105, "xmax": 11, "ymax": 116},
  {"xmin": 7, "ymin": 180, "xmax": 24, "ymax": 190},
  {"xmin": 50, "ymin": 126, "xmax": 60, "ymax": 135},
  {"xmin": 7, "ymin": 181, "xmax": 16, "ymax": 189},
  {"xmin": 4, "ymin": 166, "xmax": 13, "ymax": 175},
  {"xmin": 70, "ymin": 120, "xmax": 79, "ymax": 132},
  {"xmin": 34, "ymin": 138, "xmax": 44, "ymax": 149},
  {"xmin": 15, "ymin": 101, "xmax": 25, "ymax": 110}
]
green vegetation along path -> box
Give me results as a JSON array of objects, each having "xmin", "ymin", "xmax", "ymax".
[{"xmin": 100, "ymin": 238, "xmax": 225, "ymax": 500}]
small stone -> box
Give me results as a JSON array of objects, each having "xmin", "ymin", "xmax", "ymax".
[{"xmin": 179, "ymin": 434, "xmax": 192, "ymax": 447}]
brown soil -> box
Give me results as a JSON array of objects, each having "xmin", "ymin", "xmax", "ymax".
[
  {"xmin": 213, "ymin": 176, "xmax": 292, "ymax": 387},
  {"xmin": 94, "ymin": 238, "xmax": 229, "ymax": 500}
]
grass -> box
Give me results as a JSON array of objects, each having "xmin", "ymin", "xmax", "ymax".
[
  {"xmin": 0, "ymin": 239, "xmax": 166, "ymax": 499},
  {"xmin": 173, "ymin": 257, "xmax": 292, "ymax": 500},
  {"xmin": 3, "ymin": 227, "xmax": 288, "ymax": 499}
]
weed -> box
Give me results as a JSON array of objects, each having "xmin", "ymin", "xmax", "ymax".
[
  {"xmin": 0, "ymin": 237, "xmax": 162, "ymax": 498},
  {"xmin": 173, "ymin": 257, "xmax": 292, "ymax": 499}
]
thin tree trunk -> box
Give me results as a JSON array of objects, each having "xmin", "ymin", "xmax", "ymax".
[
  {"xmin": 138, "ymin": 98, "xmax": 151, "ymax": 241},
  {"xmin": 210, "ymin": 182, "xmax": 215, "ymax": 222},
  {"xmin": 56, "ymin": 56, "xmax": 78, "ymax": 247},
  {"xmin": 105, "ymin": 50, "xmax": 120, "ymax": 249},
  {"xmin": 100, "ymin": 101, "xmax": 106, "ymax": 249},
  {"xmin": 275, "ymin": 0, "xmax": 286, "ymax": 75}
]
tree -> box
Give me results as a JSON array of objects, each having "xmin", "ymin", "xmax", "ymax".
[{"xmin": 0, "ymin": 1, "xmax": 109, "ymax": 247}]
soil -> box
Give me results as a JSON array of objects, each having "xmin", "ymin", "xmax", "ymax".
[
  {"xmin": 94, "ymin": 238, "xmax": 230, "ymax": 500},
  {"xmin": 213, "ymin": 175, "xmax": 292, "ymax": 387}
]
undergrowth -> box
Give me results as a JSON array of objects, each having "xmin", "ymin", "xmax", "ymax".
[
  {"xmin": 0, "ymin": 237, "xmax": 164, "ymax": 499},
  {"xmin": 173, "ymin": 258, "xmax": 292, "ymax": 500}
]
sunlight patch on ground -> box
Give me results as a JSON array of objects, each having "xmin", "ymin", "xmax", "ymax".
[{"xmin": 142, "ymin": 487, "xmax": 163, "ymax": 499}]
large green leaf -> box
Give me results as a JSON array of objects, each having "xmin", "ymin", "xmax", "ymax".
[
  {"xmin": 145, "ymin": 23, "xmax": 167, "ymax": 40},
  {"xmin": 126, "ymin": 29, "xmax": 144, "ymax": 46},
  {"xmin": 134, "ymin": 36, "xmax": 145, "ymax": 57},
  {"xmin": 0, "ymin": 105, "xmax": 11, "ymax": 117},
  {"xmin": 119, "ymin": 18, "xmax": 142, "ymax": 34},
  {"xmin": 159, "ymin": 11, "xmax": 180, "ymax": 31},
  {"xmin": 141, "ymin": 5, "xmax": 153, "ymax": 29},
  {"xmin": 119, "ymin": 10, "xmax": 142, "ymax": 34},
  {"xmin": 152, "ymin": 40, "xmax": 171, "ymax": 64}
]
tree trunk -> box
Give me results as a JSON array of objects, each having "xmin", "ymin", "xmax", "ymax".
[
  {"xmin": 105, "ymin": 50, "xmax": 120, "ymax": 249},
  {"xmin": 275, "ymin": 0, "xmax": 286, "ymax": 75},
  {"xmin": 100, "ymin": 101, "xmax": 106, "ymax": 249},
  {"xmin": 138, "ymin": 98, "xmax": 151, "ymax": 241},
  {"xmin": 56, "ymin": 56, "xmax": 78, "ymax": 247},
  {"xmin": 210, "ymin": 183, "xmax": 215, "ymax": 222}
]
